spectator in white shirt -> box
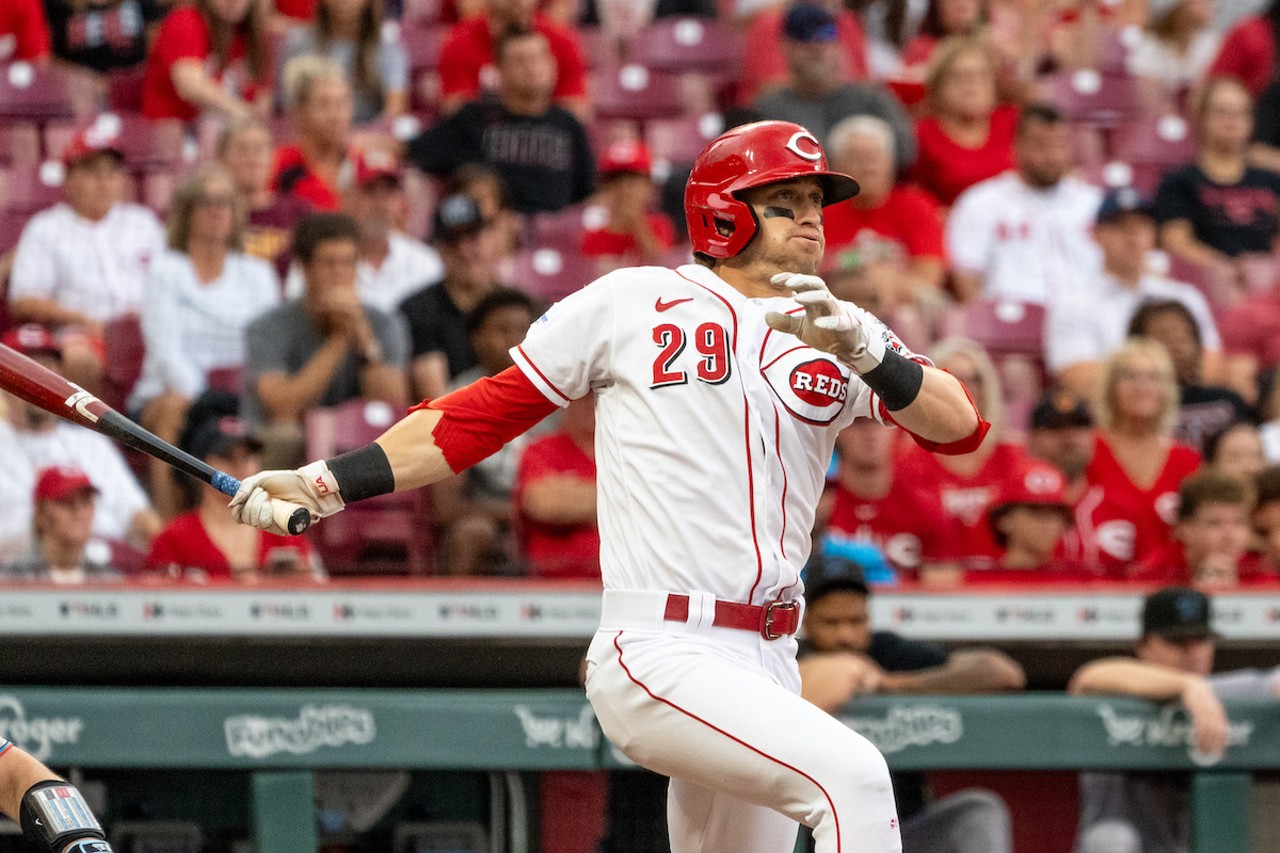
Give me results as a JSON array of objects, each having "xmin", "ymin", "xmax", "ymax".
[
  {"xmin": 947, "ymin": 104, "xmax": 1103, "ymax": 305},
  {"xmin": 1046, "ymin": 187, "xmax": 1222, "ymax": 398},
  {"xmin": 1127, "ymin": 0, "xmax": 1219, "ymax": 103},
  {"xmin": 283, "ymin": 149, "xmax": 443, "ymax": 314},
  {"xmin": 2, "ymin": 325, "xmax": 161, "ymax": 551},
  {"xmin": 130, "ymin": 164, "xmax": 282, "ymax": 517},
  {"xmin": 8, "ymin": 119, "xmax": 166, "ymax": 393}
]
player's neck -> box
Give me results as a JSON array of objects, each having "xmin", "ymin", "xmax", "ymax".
[{"xmin": 712, "ymin": 264, "xmax": 785, "ymax": 300}]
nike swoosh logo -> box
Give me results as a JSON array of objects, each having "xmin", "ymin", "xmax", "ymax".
[{"xmin": 655, "ymin": 297, "xmax": 694, "ymax": 312}]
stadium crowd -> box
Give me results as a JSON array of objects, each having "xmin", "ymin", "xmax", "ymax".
[{"xmin": 3, "ymin": 0, "xmax": 1280, "ymax": 589}]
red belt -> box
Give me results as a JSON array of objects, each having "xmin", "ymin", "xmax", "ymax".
[{"xmin": 663, "ymin": 594, "xmax": 801, "ymax": 640}]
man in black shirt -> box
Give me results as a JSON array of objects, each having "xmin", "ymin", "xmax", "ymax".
[
  {"xmin": 797, "ymin": 556, "xmax": 1025, "ymax": 853},
  {"xmin": 399, "ymin": 193, "xmax": 507, "ymax": 401},
  {"xmin": 407, "ymin": 27, "xmax": 595, "ymax": 215}
]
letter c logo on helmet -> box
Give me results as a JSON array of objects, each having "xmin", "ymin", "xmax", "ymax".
[
  {"xmin": 684, "ymin": 121, "xmax": 859, "ymax": 261},
  {"xmin": 785, "ymin": 131, "xmax": 823, "ymax": 162}
]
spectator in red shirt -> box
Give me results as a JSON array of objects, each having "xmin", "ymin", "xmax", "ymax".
[
  {"xmin": 141, "ymin": 0, "xmax": 271, "ymax": 122},
  {"xmin": 0, "ymin": 467, "xmax": 125, "ymax": 584},
  {"xmin": 218, "ymin": 117, "xmax": 311, "ymax": 279},
  {"xmin": 1207, "ymin": 0, "xmax": 1280, "ymax": 97},
  {"xmin": 901, "ymin": 0, "xmax": 984, "ymax": 70},
  {"xmin": 1134, "ymin": 471, "xmax": 1262, "ymax": 588},
  {"xmin": 1027, "ymin": 391, "xmax": 1095, "ymax": 503},
  {"xmin": 978, "ymin": 461, "xmax": 1093, "ymax": 583},
  {"xmin": 514, "ymin": 393, "xmax": 599, "ymax": 579},
  {"xmin": 272, "ymin": 56, "xmax": 355, "ymax": 212},
  {"xmin": 437, "ymin": 0, "xmax": 588, "ymax": 118},
  {"xmin": 581, "ymin": 140, "xmax": 676, "ymax": 269},
  {"xmin": 0, "ymin": 0, "xmax": 51, "ymax": 63},
  {"xmin": 147, "ymin": 415, "xmax": 317, "ymax": 582},
  {"xmin": 894, "ymin": 337, "xmax": 1030, "ymax": 570},
  {"xmin": 824, "ymin": 115, "xmax": 946, "ymax": 304},
  {"xmin": 912, "ymin": 36, "xmax": 1017, "ymax": 207},
  {"xmin": 820, "ymin": 415, "xmax": 961, "ymax": 585},
  {"xmin": 1077, "ymin": 338, "xmax": 1202, "ymax": 577},
  {"xmin": 738, "ymin": 0, "xmax": 868, "ymax": 105}
]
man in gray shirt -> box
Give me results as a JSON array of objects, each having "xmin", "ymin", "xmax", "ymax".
[
  {"xmin": 1069, "ymin": 587, "xmax": 1280, "ymax": 853},
  {"xmin": 753, "ymin": 3, "xmax": 916, "ymax": 169},
  {"xmin": 242, "ymin": 213, "xmax": 409, "ymax": 466}
]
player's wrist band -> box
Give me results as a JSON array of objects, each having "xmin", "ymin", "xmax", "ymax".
[
  {"xmin": 860, "ymin": 349, "xmax": 923, "ymax": 412},
  {"xmin": 21, "ymin": 780, "xmax": 111, "ymax": 853},
  {"xmin": 326, "ymin": 443, "xmax": 396, "ymax": 503}
]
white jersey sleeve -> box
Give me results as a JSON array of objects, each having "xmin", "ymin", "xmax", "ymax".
[{"xmin": 511, "ymin": 275, "xmax": 617, "ymax": 406}]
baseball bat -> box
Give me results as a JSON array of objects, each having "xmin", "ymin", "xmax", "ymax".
[{"xmin": 0, "ymin": 342, "xmax": 313, "ymax": 536}]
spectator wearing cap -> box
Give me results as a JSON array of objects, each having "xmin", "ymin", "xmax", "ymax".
[
  {"xmin": 796, "ymin": 555, "xmax": 1022, "ymax": 853},
  {"xmin": 947, "ymin": 103, "xmax": 1103, "ymax": 304},
  {"xmin": 580, "ymin": 140, "xmax": 677, "ymax": 269},
  {"xmin": 8, "ymin": 122, "xmax": 166, "ymax": 393},
  {"xmin": 400, "ymin": 193, "xmax": 508, "ymax": 401},
  {"xmin": 1133, "ymin": 471, "xmax": 1266, "ymax": 587},
  {"xmin": 272, "ymin": 56, "xmax": 357, "ymax": 212},
  {"xmin": 754, "ymin": 3, "xmax": 916, "ymax": 166},
  {"xmin": 1045, "ymin": 187, "xmax": 1222, "ymax": 400},
  {"xmin": 278, "ymin": 0, "xmax": 408, "ymax": 124},
  {"xmin": 1027, "ymin": 391, "xmax": 1095, "ymax": 502},
  {"xmin": 820, "ymin": 416, "xmax": 961, "ymax": 585},
  {"xmin": 218, "ymin": 117, "xmax": 312, "ymax": 279},
  {"xmin": 0, "ymin": 0, "xmax": 51, "ymax": 64},
  {"xmin": 140, "ymin": 0, "xmax": 271, "ymax": 121},
  {"xmin": 284, "ymin": 149, "xmax": 444, "ymax": 314},
  {"xmin": 1127, "ymin": 299, "xmax": 1253, "ymax": 452},
  {"xmin": 130, "ymin": 164, "xmax": 282, "ymax": 518},
  {"xmin": 739, "ymin": 1, "xmax": 869, "ymax": 106},
  {"xmin": 823, "ymin": 115, "xmax": 945, "ymax": 307},
  {"xmin": 146, "ymin": 416, "xmax": 318, "ymax": 582},
  {"xmin": 1069, "ymin": 586, "xmax": 1280, "ymax": 853},
  {"xmin": 979, "ymin": 461, "xmax": 1094, "ymax": 582},
  {"xmin": 0, "ymin": 467, "xmax": 126, "ymax": 584},
  {"xmin": 407, "ymin": 27, "xmax": 595, "ymax": 215},
  {"xmin": 242, "ymin": 212, "xmax": 409, "ymax": 463},
  {"xmin": 444, "ymin": 162, "xmax": 522, "ymax": 272},
  {"xmin": 435, "ymin": 0, "xmax": 588, "ymax": 119},
  {"xmin": 1155, "ymin": 78, "xmax": 1280, "ymax": 273},
  {"xmin": 430, "ymin": 289, "xmax": 542, "ymax": 575}
]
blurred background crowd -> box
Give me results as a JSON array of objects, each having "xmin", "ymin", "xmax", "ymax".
[{"xmin": 3, "ymin": 0, "xmax": 1280, "ymax": 588}]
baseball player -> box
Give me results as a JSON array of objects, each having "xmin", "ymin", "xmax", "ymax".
[
  {"xmin": 231, "ymin": 120, "xmax": 988, "ymax": 852},
  {"xmin": 0, "ymin": 737, "xmax": 114, "ymax": 852}
]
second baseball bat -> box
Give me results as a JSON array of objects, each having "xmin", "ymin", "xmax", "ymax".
[{"xmin": 0, "ymin": 342, "xmax": 313, "ymax": 535}]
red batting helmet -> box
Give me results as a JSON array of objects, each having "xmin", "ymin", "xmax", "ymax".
[{"xmin": 685, "ymin": 120, "xmax": 859, "ymax": 260}]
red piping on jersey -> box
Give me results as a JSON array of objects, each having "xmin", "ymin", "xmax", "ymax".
[
  {"xmin": 759, "ymin": 343, "xmax": 811, "ymax": 372},
  {"xmin": 612, "ymin": 631, "xmax": 842, "ymax": 851},
  {"xmin": 675, "ymin": 270, "xmax": 765, "ymax": 603},
  {"xmin": 772, "ymin": 402, "xmax": 789, "ymax": 561},
  {"xmin": 516, "ymin": 345, "xmax": 573, "ymax": 403}
]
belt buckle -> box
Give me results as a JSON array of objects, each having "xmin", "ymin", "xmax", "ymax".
[{"xmin": 761, "ymin": 600, "xmax": 798, "ymax": 640}]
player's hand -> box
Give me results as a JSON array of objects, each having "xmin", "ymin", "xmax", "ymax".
[
  {"xmin": 764, "ymin": 272, "xmax": 888, "ymax": 374},
  {"xmin": 1180, "ymin": 678, "xmax": 1230, "ymax": 759},
  {"xmin": 228, "ymin": 461, "xmax": 346, "ymax": 535}
]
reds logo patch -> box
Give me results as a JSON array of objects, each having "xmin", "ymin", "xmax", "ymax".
[
  {"xmin": 761, "ymin": 349, "xmax": 850, "ymax": 425},
  {"xmin": 785, "ymin": 130, "xmax": 823, "ymax": 162}
]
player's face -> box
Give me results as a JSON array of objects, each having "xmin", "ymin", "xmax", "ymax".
[
  {"xmin": 1177, "ymin": 502, "xmax": 1251, "ymax": 565},
  {"xmin": 1137, "ymin": 633, "xmax": 1215, "ymax": 676},
  {"xmin": 804, "ymin": 590, "xmax": 872, "ymax": 654},
  {"xmin": 738, "ymin": 178, "xmax": 826, "ymax": 279}
]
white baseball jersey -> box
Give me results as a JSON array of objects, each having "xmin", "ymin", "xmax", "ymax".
[
  {"xmin": 512, "ymin": 263, "xmax": 911, "ymax": 606},
  {"xmin": 947, "ymin": 171, "xmax": 1103, "ymax": 305},
  {"xmin": 283, "ymin": 231, "xmax": 444, "ymax": 314},
  {"xmin": 9, "ymin": 202, "xmax": 165, "ymax": 322}
]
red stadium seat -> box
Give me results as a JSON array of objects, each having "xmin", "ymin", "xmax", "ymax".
[
  {"xmin": 645, "ymin": 113, "xmax": 725, "ymax": 166},
  {"xmin": 305, "ymin": 399, "xmax": 434, "ymax": 574},
  {"xmin": 1040, "ymin": 70, "xmax": 1139, "ymax": 127},
  {"xmin": 101, "ymin": 314, "xmax": 145, "ymax": 412},
  {"xmin": 0, "ymin": 166, "xmax": 64, "ymax": 214},
  {"xmin": 578, "ymin": 26, "xmax": 621, "ymax": 69},
  {"xmin": 1110, "ymin": 114, "xmax": 1194, "ymax": 170},
  {"xmin": 45, "ymin": 114, "xmax": 187, "ymax": 171},
  {"xmin": 0, "ymin": 210, "xmax": 26, "ymax": 255},
  {"xmin": 0, "ymin": 121, "xmax": 40, "ymax": 166},
  {"xmin": 510, "ymin": 246, "xmax": 602, "ymax": 302},
  {"xmin": 403, "ymin": 24, "xmax": 449, "ymax": 113},
  {"xmin": 399, "ymin": 0, "xmax": 440, "ymax": 23},
  {"xmin": 0, "ymin": 64, "xmax": 85, "ymax": 120},
  {"xmin": 626, "ymin": 17, "xmax": 741, "ymax": 75},
  {"xmin": 526, "ymin": 204, "xmax": 605, "ymax": 251},
  {"xmin": 951, "ymin": 299, "xmax": 1049, "ymax": 435},
  {"xmin": 1097, "ymin": 25, "xmax": 1142, "ymax": 74},
  {"xmin": 591, "ymin": 64, "xmax": 685, "ymax": 122},
  {"xmin": 105, "ymin": 67, "xmax": 147, "ymax": 113}
]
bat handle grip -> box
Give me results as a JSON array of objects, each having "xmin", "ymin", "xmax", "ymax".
[{"xmin": 212, "ymin": 472, "xmax": 315, "ymax": 536}]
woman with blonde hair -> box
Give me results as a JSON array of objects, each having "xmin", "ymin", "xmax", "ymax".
[
  {"xmin": 1077, "ymin": 337, "xmax": 1202, "ymax": 576},
  {"xmin": 130, "ymin": 164, "xmax": 281, "ymax": 516},
  {"xmin": 911, "ymin": 36, "xmax": 1018, "ymax": 206},
  {"xmin": 894, "ymin": 337, "xmax": 1033, "ymax": 570}
]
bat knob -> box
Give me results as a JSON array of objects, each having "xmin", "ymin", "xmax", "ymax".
[{"xmin": 285, "ymin": 506, "xmax": 313, "ymax": 536}]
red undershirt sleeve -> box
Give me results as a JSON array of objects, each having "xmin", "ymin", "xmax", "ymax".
[
  {"xmin": 408, "ymin": 366, "xmax": 562, "ymax": 473},
  {"xmin": 878, "ymin": 369, "xmax": 991, "ymax": 456}
]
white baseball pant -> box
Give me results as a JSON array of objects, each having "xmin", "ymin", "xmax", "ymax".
[{"xmin": 585, "ymin": 590, "xmax": 902, "ymax": 853}]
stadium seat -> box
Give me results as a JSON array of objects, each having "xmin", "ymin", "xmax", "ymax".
[
  {"xmin": 526, "ymin": 203, "xmax": 606, "ymax": 251},
  {"xmin": 591, "ymin": 64, "xmax": 685, "ymax": 122},
  {"xmin": 399, "ymin": 0, "xmax": 440, "ymax": 23},
  {"xmin": 105, "ymin": 67, "xmax": 147, "ymax": 113},
  {"xmin": 0, "ymin": 63, "xmax": 85, "ymax": 120},
  {"xmin": 0, "ymin": 121, "xmax": 40, "ymax": 166},
  {"xmin": 305, "ymin": 399, "xmax": 434, "ymax": 574},
  {"xmin": 0, "ymin": 166, "xmax": 64, "ymax": 214},
  {"xmin": 1110, "ymin": 114, "xmax": 1194, "ymax": 170},
  {"xmin": 951, "ymin": 299, "xmax": 1049, "ymax": 435},
  {"xmin": 1097, "ymin": 25, "xmax": 1142, "ymax": 74},
  {"xmin": 45, "ymin": 114, "xmax": 187, "ymax": 171},
  {"xmin": 578, "ymin": 26, "xmax": 620, "ymax": 69},
  {"xmin": 101, "ymin": 314, "xmax": 145, "ymax": 412},
  {"xmin": 402, "ymin": 23, "xmax": 448, "ymax": 112},
  {"xmin": 0, "ymin": 210, "xmax": 26, "ymax": 255},
  {"xmin": 645, "ymin": 113, "xmax": 725, "ymax": 167},
  {"xmin": 626, "ymin": 17, "xmax": 741, "ymax": 75},
  {"xmin": 510, "ymin": 246, "xmax": 601, "ymax": 302},
  {"xmin": 1040, "ymin": 70, "xmax": 1139, "ymax": 127}
]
